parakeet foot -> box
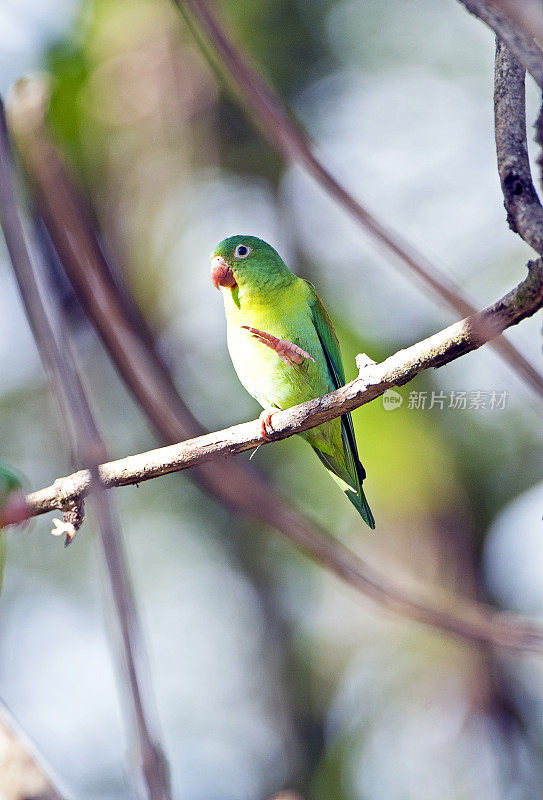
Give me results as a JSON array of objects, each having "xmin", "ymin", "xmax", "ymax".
[
  {"xmin": 241, "ymin": 326, "xmax": 315, "ymax": 367},
  {"xmin": 259, "ymin": 409, "xmax": 278, "ymax": 441}
]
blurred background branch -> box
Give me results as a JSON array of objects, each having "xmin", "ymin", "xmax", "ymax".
[
  {"xmin": 0, "ymin": 698, "xmax": 68, "ymax": 800},
  {"xmin": 459, "ymin": 0, "xmax": 543, "ymax": 88},
  {"xmin": 0, "ymin": 97, "xmax": 170, "ymax": 800},
  {"xmin": 485, "ymin": 0, "xmax": 543, "ymax": 51}
]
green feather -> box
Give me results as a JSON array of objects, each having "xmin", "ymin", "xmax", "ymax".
[
  {"xmin": 307, "ymin": 288, "xmax": 375, "ymax": 529},
  {"xmin": 0, "ymin": 464, "xmax": 22, "ymax": 505}
]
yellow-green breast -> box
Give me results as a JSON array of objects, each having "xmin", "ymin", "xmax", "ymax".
[{"xmin": 222, "ymin": 277, "xmax": 341, "ymax": 457}]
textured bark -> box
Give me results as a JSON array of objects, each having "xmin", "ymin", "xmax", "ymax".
[{"xmin": 494, "ymin": 39, "xmax": 543, "ymax": 253}]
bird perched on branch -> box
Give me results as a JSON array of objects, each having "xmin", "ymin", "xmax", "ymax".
[{"xmin": 210, "ymin": 235, "xmax": 375, "ymax": 529}]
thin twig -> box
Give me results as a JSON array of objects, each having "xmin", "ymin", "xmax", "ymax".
[
  {"xmin": 0, "ymin": 97, "xmax": 171, "ymax": 800},
  {"xmin": 5, "ymin": 79, "xmax": 543, "ymax": 655},
  {"xmin": 494, "ymin": 38, "xmax": 543, "ymax": 252},
  {"xmin": 0, "ymin": 698, "xmax": 69, "ymax": 800},
  {"xmin": 459, "ymin": 0, "xmax": 543, "ymax": 88}
]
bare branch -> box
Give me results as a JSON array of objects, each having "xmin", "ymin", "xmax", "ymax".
[
  {"xmin": 459, "ymin": 0, "xmax": 543, "ymax": 88},
  {"xmin": 17, "ymin": 254, "xmax": 543, "ymax": 518},
  {"xmin": 0, "ymin": 699, "xmax": 68, "ymax": 800},
  {"xmin": 0, "ymin": 97, "xmax": 171, "ymax": 800},
  {"xmin": 173, "ymin": 1, "xmax": 543, "ymax": 401},
  {"xmin": 494, "ymin": 38, "xmax": 543, "ymax": 252},
  {"xmin": 3, "ymin": 257, "xmax": 541, "ymax": 655}
]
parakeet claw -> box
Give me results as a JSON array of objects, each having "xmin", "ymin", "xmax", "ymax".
[
  {"xmin": 241, "ymin": 326, "xmax": 315, "ymax": 367},
  {"xmin": 259, "ymin": 409, "xmax": 277, "ymax": 441}
]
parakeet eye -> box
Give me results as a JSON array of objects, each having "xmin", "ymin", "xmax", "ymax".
[{"xmin": 234, "ymin": 244, "xmax": 251, "ymax": 259}]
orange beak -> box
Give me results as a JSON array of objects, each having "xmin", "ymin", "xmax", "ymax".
[{"xmin": 211, "ymin": 255, "xmax": 237, "ymax": 290}]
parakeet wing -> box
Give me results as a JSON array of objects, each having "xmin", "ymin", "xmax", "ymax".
[{"xmin": 307, "ymin": 284, "xmax": 375, "ymax": 529}]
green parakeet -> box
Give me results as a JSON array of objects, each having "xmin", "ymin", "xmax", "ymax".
[{"xmin": 210, "ymin": 235, "xmax": 375, "ymax": 529}]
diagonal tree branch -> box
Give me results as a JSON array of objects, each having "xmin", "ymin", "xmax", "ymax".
[
  {"xmin": 459, "ymin": 0, "xmax": 543, "ymax": 88},
  {"xmin": 18, "ymin": 254, "xmax": 543, "ymax": 518},
  {"xmin": 5, "ymin": 255, "xmax": 542, "ymax": 655},
  {"xmin": 0, "ymin": 97, "xmax": 171, "ymax": 800},
  {"xmin": 173, "ymin": 0, "xmax": 543, "ymax": 402}
]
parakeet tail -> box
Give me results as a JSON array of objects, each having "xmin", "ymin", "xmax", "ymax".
[
  {"xmin": 350, "ymin": 473, "xmax": 376, "ymax": 531},
  {"xmin": 311, "ymin": 445, "xmax": 376, "ymax": 530}
]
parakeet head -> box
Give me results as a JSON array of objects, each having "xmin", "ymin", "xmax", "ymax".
[{"xmin": 210, "ymin": 235, "xmax": 293, "ymax": 294}]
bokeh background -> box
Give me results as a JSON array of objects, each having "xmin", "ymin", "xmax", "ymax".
[{"xmin": 1, "ymin": 1, "xmax": 543, "ymax": 798}]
